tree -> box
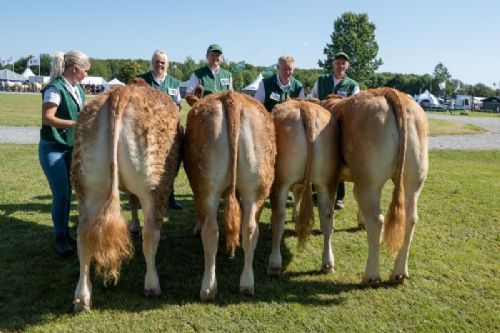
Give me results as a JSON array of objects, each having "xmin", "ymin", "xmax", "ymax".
[
  {"xmin": 432, "ymin": 62, "xmax": 452, "ymax": 94},
  {"xmin": 319, "ymin": 12, "xmax": 383, "ymax": 88},
  {"xmin": 117, "ymin": 61, "xmax": 144, "ymax": 84}
]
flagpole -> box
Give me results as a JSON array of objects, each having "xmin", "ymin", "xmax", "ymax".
[{"xmin": 38, "ymin": 54, "xmax": 41, "ymax": 76}]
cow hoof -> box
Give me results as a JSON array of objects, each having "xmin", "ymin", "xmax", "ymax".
[
  {"xmin": 267, "ymin": 265, "xmax": 281, "ymax": 276},
  {"xmin": 144, "ymin": 288, "xmax": 161, "ymax": 298},
  {"xmin": 240, "ymin": 286, "xmax": 255, "ymax": 296},
  {"xmin": 321, "ymin": 264, "xmax": 334, "ymax": 274},
  {"xmin": 73, "ymin": 298, "xmax": 91, "ymax": 312},
  {"xmin": 362, "ymin": 277, "xmax": 381, "ymax": 286},
  {"xmin": 390, "ymin": 273, "xmax": 409, "ymax": 285},
  {"xmin": 200, "ymin": 288, "xmax": 217, "ymax": 302}
]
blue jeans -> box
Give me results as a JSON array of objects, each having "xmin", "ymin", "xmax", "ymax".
[{"xmin": 38, "ymin": 139, "xmax": 73, "ymax": 237}]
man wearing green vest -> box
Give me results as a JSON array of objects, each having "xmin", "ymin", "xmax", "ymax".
[
  {"xmin": 311, "ymin": 51, "xmax": 360, "ymax": 210},
  {"xmin": 186, "ymin": 44, "xmax": 233, "ymax": 96},
  {"xmin": 254, "ymin": 55, "xmax": 305, "ymax": 112},
  {"xmin": 136, "ymin": 50, "xmax": 183, "ymax": 210}
]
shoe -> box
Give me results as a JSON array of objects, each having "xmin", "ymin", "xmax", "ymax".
[
  {"xmin": 168, "ymin": 194, "xmax": 183, "ymax": 210},
  {"xmin": 334, "ymin": 200, "xmax": 345, "ymax": 210},
  {"xmin": 66, "ymin": 231, "xmax": 77, "ymax": 249},
  {"xmin": 54, "ymin": 235, "xmax": 74, "ymax": 257}
]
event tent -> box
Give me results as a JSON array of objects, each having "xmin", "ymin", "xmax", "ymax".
[
  {"xmin": 0, "ymin": 69, "xmax": 26, "ymax": 82},
  {"xmin": 21, "ymin": 67, "xmax": 35, "ymax": 79},
  {"xmin": 242, "ymin": 73, "xmax": 263, "ymax": 96},
  {"xmin": 104, "ymin": 78, "xmax": 125, "ymax": 90},
  {"xmin": 416, "ymin": 90, "xmax": 439, "ymax": 105},
  {"xmin": 81, "ymin": 76, "xmax": 106, "ymax": 85}
]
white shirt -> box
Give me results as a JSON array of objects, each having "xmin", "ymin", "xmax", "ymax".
[
  {"xmin": 310, "ymin": 76, "xmax": 360, "ymax": 98},
  {"xmin": 254, "ymin": 74, "xmax": 305, "ymax": 103},
  {"xmin": 43, "ymin": 76, "xmax": 83, "ymax": 109},
  {"xmin": 185, "ymin": 66, "xmax": 233, "ymax": 93}
]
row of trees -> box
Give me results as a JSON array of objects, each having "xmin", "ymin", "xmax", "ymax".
[{"xmin": 2, "ymin": 12, "xmax": 498, "ymax": 98}]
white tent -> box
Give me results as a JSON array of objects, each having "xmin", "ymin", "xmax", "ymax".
[
  {"xmin": 242, "ymin": 73, "xmax": 263, "ymax": 96},
  {"xmin": 21, "ymin": 67, "xmax": 35, "ymax": 79},
  {"xmin": 0, "ymin": 69, "xmax": 26, "ymax": 81},
  {"xmin": 416, "ymin": 90, "xmax": 439, "ymax": 105},
  {"xmin": 81, "ymin": 76, "xmax": 106, "ymax": 85},
  {"xmin": 104, "ymin": 78, "xmax": 125, "ymax": 90}
]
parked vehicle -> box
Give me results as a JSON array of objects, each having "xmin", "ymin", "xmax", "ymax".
[{"xmin": 419, "ymin": 99, "xmax": 446, "ymax": 111}]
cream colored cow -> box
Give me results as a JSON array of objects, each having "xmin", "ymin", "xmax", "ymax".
[
  {"xmin": 71, "ymin": 79, "xmax": 181, "ymax": 311},
  {"xmin": 184, "ymin": 91, "xmax": 276, "ymax": 301},
  {"xmin": 321, "ymin": 87, "xmax": 429, "ymax": 285},
  {"xmin": 267, "ymin": 99, "xmax": 341, "ymax": 275}
]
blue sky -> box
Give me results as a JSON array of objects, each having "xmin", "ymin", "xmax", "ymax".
[{"xmin": 2, "ymin": 0, "xmax": 499, "ymax": 86}]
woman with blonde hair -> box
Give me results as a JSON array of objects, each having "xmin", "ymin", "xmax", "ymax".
[{"xmin": 39, "ymin": 50, "xmax": 90, "ymax": 256}]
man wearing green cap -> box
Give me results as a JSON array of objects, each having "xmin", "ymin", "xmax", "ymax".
[
  {"xmin": 310, "ymin": 51, "xmax": 360, "ymax": 210},
  {"xmin": 186, "ymin": 44, "xmax": 233, "ymax": 96}
]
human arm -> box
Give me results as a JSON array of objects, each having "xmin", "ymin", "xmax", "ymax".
[
  {"xmin": 41, "ymin": 87, "xmax": 75, "ymax": 128},
  {"xmin": 42, "ymin": 103, "xmax": 76, "ymax": 128}
]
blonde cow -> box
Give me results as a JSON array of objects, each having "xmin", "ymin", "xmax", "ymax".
[
  {"xmin": 71, "ymin": 79, "xmax": 181, "ymax": 311},
  {"xmin": 321, "ymin": 87, "xmax": 429, "ymax": 285},
  {"xmin": 184, "ymin": 91, "xmax": 276, "ymax": 301},
  {"xmin": 267, "ymin": 99, "xmax": 341, "ymax": 275}
]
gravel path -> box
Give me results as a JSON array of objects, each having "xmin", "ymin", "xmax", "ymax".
[
  {"xmin": 1, "ymin": 113, "xmax": 499, "ymax": 149},
  {"xmin": 426, "ymin": 113, "xmax": 500, "ymax": 150}
]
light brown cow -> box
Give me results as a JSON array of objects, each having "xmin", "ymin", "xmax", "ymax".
[
  {"xmin": 71, "ymin": 79, "xmax": 181, "ymax": 311},
  {"xmin": 321, "ymin": 87, "xmax": 429, "ymax": 285},
  {"xmin": 267, "ymin": 99, "xmax": 341, "ymax": 275},
  {"xmin": 184, "ymin": 91, "xmax": 276, "ymax": 300}
]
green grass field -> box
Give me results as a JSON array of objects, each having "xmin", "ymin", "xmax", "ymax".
[{"xmin": 0, "ymin": 145, "xmax": 499, "ymax": 332}]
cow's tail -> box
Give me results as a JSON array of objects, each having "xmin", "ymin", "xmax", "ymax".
[
  {"xmin": 295, "ymin": 104, "xmax": 316, "ymax": 247},
  {"xmin": 222, "ymin": 91, "xmax": 241, "ymax": 257},
  {"xmin": 79, "ymin": 87, "xmax": 133, "ymax": 285},
  {"xmin": 382, "ymin": 88, "xmax": 408, "ymax": 256}
]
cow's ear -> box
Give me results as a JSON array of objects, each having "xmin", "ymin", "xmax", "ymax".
[{"xmin": 185, "ymin": 95, "xmax": 199, "ymax": 106}]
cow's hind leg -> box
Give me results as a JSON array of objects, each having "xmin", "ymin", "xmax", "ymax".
[
  {"xmin": 240, "ymin": 198, "xmax": 259, "ymax": 295},
  {"xmin": 74, "ymin": 232, "xmax": 93, "ymax": 312},
  {"xmin": 316, "ymin": 184, "xmax": 335, "ymax": 273},
  {"xmin": 267, "ymin": 185, "xmax": 289, "ymax": 275},
  {"xmin": 354, "ymin": 183, "xmax": 384, "ymax": 285},
  {"xmin": 200, "ymin": 195, "xmax": 219, "ymax": 301},
  {"xmin": 74, "ymin": 200, "xmax": 103, "ymax": 312},
  {"xmin": 390, "ymin": 186, "xmax": 422, "ymax": 284},
  {"xmin": 142, "ymin": 194, "xmax": 162, "ymax": 297}
]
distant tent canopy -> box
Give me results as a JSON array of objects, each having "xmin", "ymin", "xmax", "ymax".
[
  {"xmin": 242, "ymin": 73, "xmax": 263, "ymax": 97},
  {"xmin": 416, "ymin": 90, "xmax": 439, "ymax": 105},
  {"xmin": 21, "ymin": 67, "xmax": 35, "ymax": 79},
  {"xmin": 81, "ymin": 76, "xmax": 106, "ymax": 86},
  {"xmin": 104, "ymin": 78, "xmax": 125, "ymax": 90},
  {"xmin": 0, "ymin": 69, "xmax": 26, "ymax": 82}
]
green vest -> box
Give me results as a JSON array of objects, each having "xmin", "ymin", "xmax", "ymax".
[
  {"xmin": 136, "ymin": 71, "xmax": 180, "ymax": 98},
  {"xmin": 40, "ymin": 77, "xmax": 85, "ymax": 146},
  {"xmin": 193, "ymin": 66, "xmax": 232, "ymax": 95},
  {"xmin": 317, "ymin": 74, "xmax": 358, "ymax": 100},
  {"xmin": 262, "ymin": 75, "xmax": 303, "ymax": 112}
]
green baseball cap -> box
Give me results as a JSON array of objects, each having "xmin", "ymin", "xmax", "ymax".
[
  {"xmin": 334, "ymin": 51, "xmax": 349, "ymax": 60},
  {"xmin": 207, "ymin": 44, "xmax": 223, "ymax": 53}
]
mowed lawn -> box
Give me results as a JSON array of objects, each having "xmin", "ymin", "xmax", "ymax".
[{"xmin": 0, "ymin": 144, "xmax": 498, "ymax": 332}]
